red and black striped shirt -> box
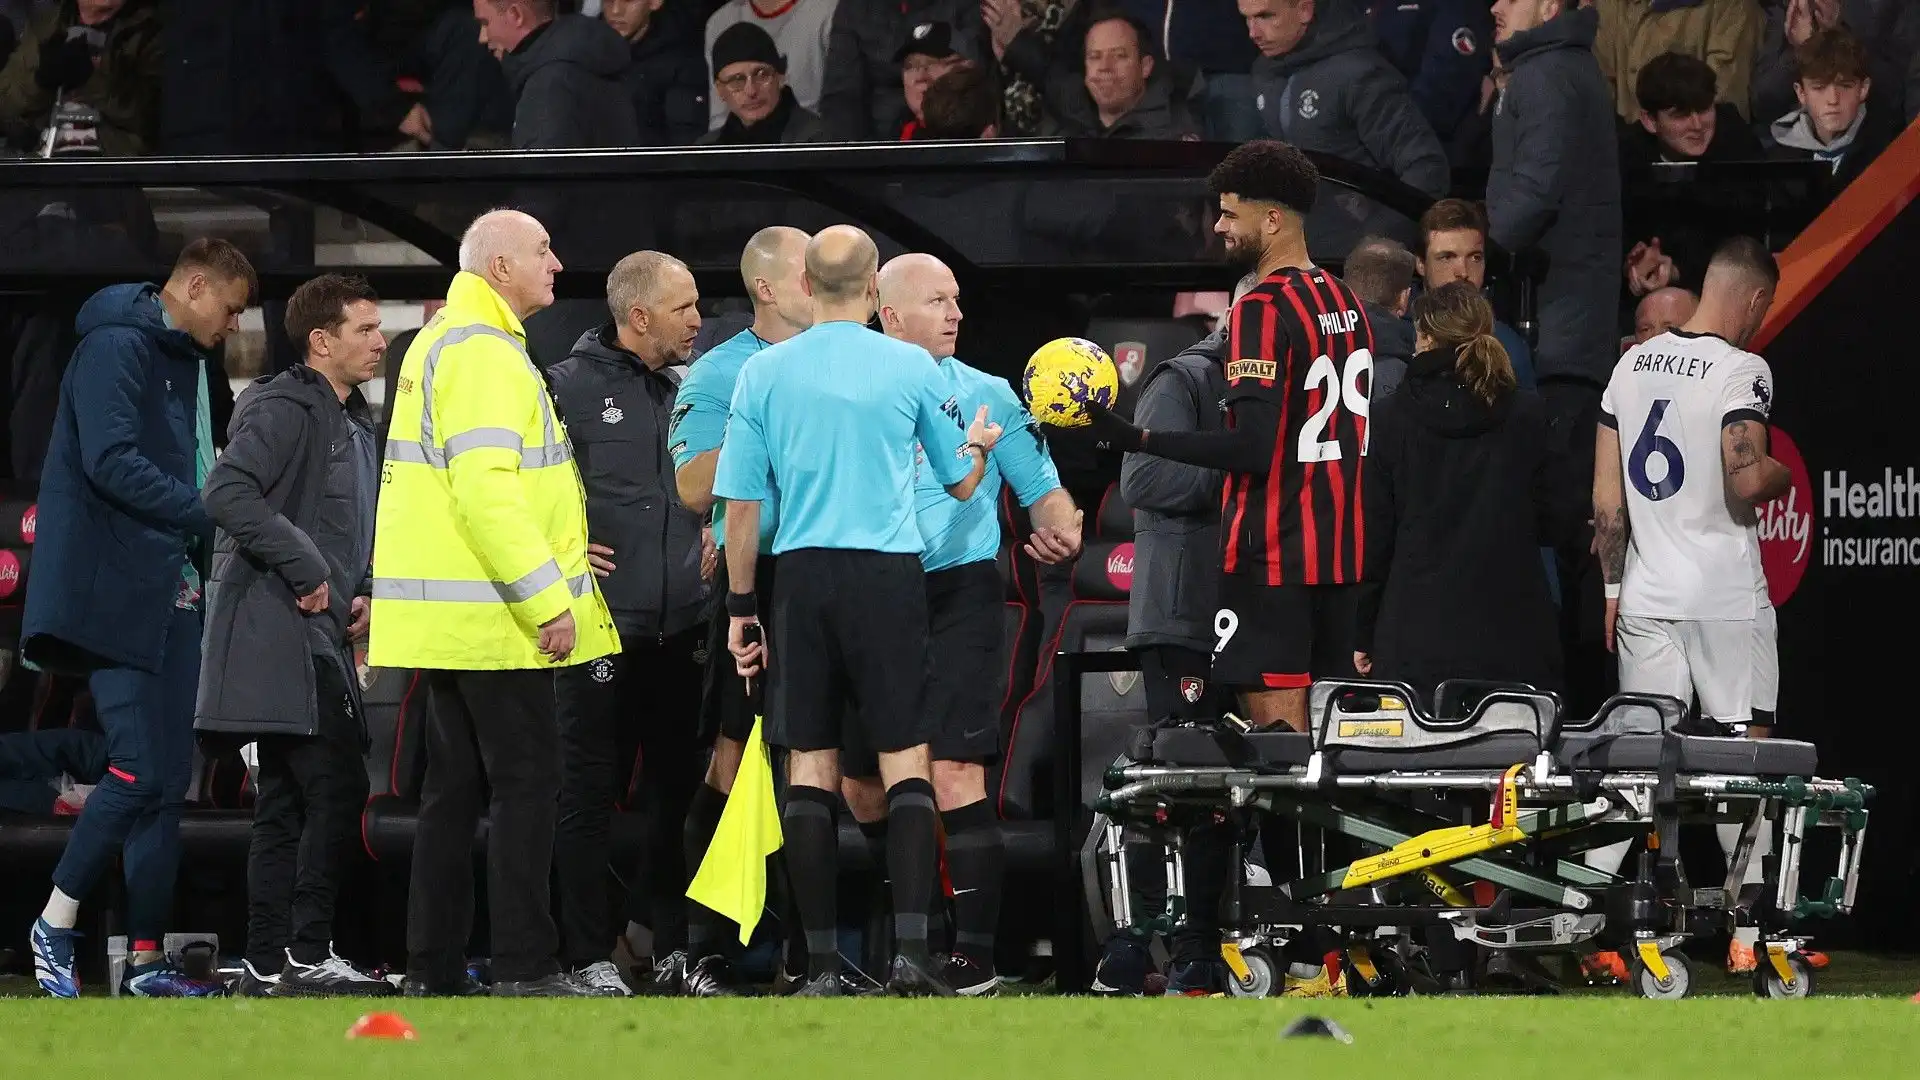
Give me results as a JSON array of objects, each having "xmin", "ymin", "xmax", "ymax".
[{"xmin": 1220, "ymin": 267, "xmax": 1376, "ymax": 586}]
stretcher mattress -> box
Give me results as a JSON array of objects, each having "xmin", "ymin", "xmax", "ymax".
[
  {"xmin": 1555, "ymin": 734, "xmax": 1818, "ymax": 777},
  {"xmin": 1145, "ymin": 729, "xmax": 1541, "ymax": 772}
]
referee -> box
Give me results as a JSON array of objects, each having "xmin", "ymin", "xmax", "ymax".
[{"xmin": 712, "ymin": 225, "xmax": 1001, "ymax": 997}]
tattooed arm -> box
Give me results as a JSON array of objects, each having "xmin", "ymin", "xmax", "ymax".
[
  {"xmin": 1723, "ymin": 419, "xmax": 1792, "ymax": 505},
  {"xmin": 1593, "ymin": 424, "xmax": 1630, "ymax": 587}
]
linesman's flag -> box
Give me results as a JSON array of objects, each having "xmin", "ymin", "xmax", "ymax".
[{"xmin": 685, "ymin": 715, "xmax": 783, "ymax": 944}]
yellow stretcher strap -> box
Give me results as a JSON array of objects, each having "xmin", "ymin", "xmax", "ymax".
[{"xmin": 1339, "ymin": 765, "xmax": 1530, "ymax": 889}]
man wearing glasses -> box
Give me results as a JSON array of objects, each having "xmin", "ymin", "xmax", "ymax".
[{"xmin": 699, "ymin": 23, "xmax": 824, "ymax": 145}]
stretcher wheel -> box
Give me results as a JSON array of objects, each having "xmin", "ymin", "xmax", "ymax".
[
  {"xmin": 1753, "ymin": 954, "xmax": 1814, "ymax": 999},
  {"xmin": 1227, "ymin": 947, "xmax": 1277, "ymax": 999},
  {"xmin": 1343, "ymin": 948, "xmax": 1400, "ymax": 997},
  {"xmin": 1631, "ymin": 950, "xmax": 1693, "ymax": 1001}
]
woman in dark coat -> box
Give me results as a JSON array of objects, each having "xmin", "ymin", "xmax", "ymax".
[{"xmin": 1353, "ymin": 281, "xmax": 1584, "ymax": 709}]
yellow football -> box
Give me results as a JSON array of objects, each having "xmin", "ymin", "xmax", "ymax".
[{"xmin": 1022, "ymin": 337, "xmax": 1120, "ymax": 429}]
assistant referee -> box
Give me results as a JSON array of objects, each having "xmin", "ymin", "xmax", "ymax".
[{"xmin": 712, "ymin": 225, "xmax": 1002, "ymax": 998}]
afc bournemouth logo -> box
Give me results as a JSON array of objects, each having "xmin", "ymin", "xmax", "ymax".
[
  {"xmin": 1104, "ymin": 542, "xmax": 1134, "ymax": 593},
  {"xmin": 1180, "ymin": 677, "xmax": 1206, "ymax": 705},
  {"xmin": 1107, "ymin": 645, "xmax": 1140, "ymax": 697},
  {"xmin": 1298, "ymin": 89, "xmax": 1319, "ymax": 119},
  {"xmin": 1757, "ymin": 427, "xmax": 1812, "ymax": 605},
  {"xmin": 587, "ymin": 657, "xmax": 615, "ymax": 684},
  {"xmin": 19, "ymin": 503, "xmax": 33, "ymax": 544},
  {"xmin": 1450, "ymin": 26, "xmax": 1476, "ymax": 55}
]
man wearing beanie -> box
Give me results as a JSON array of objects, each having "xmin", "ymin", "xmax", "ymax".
[{"xmin": 700, "ymin": 23, "xmax": 824, "ymax": 144}]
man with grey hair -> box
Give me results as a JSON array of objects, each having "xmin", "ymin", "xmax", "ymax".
[
  {"xmin": 1344, "ymin": 236, "xmax": 1418, "ymax": 399},
  {"xmin": 1099, "ymin": 272, "xmax": 1243, "ymax": 996},
  {"xmin": 544, "ymin": 249, "xmax": 709, "ymax": 995}
]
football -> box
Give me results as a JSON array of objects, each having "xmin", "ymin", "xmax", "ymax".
[{"xmin": 1022, "ymin": 337, "xmax": 1120, "ymax": 428}]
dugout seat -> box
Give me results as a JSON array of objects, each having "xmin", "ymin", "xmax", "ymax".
[
  {"xmin": 1084, "ymin": 317, "xmax": 1206, "ymax": 383},
  {"xmin": 997, "ymin": 531, "xmax": 1145, "ymax": 821}
]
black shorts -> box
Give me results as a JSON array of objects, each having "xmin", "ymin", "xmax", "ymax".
[
  {"xmin": 768, "ymin": 548, "xmax": 934, "ymax": 755},
  {"xmin": 845, "ymin": 559, "xmax": 1005, "ymax": 776},
  {"xmin": 1211, "ymin": 575, "xmax": 1359, "ymax": 692},
  {"xmin": 697, "ymin": 553, "xmax": 778, "ymax": 745}
]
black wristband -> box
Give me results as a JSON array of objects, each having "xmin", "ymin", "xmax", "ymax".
[{"xmin": 725, "ymin": 590, "xmax": 758, "ymax": 617}]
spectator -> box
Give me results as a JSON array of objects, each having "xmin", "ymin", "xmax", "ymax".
[
  {"xmin": 703, "ymin": 0, "xmax": 834, "ymax": 133},
  {"xmin": 22, "ymin": 238, "xmax": 257, "ymax": 999},
  {"xmin": 1115, "ymin": 0, "xmax": 1262, "ymax": 141},
  {"xmin": 1622, "ymin": 51, "xmax": 1764, "ymax": 167},
  {"xmin": 1367, "ymin": 0, "xmax": 1496, "ymax": 142},
  {"xmin": 1750, "ymin": 0, "xmax": 1917, "ymax": 130},
  {"xmin": 1046, "ymin": 12, "xmax": 1198, "ymax": 139},
  {"xmin": 1591, "ymin": 0, "xmax": 1762, "ymax": 122},
  {"xmin": 698, "ymin": 21, "xmax": 825, "ymax": 143},
  {"xmin": 820, "ymin": 0, "xmax": 986, "ymax": 140},
  {"xmin": 1342, "ymin": 235, "xmax": 1417, "ymax": 398},
  {"xmin": 161, "ymin": 1, "xmax": 430, "ymax": 154},
  {"xmin": 986, "ymin": 0, "xmax": 1074, "ymax": 135},
  {"xmin": 0, "ymin": 728, "xmax": 103, "ymax": 816},
  {"xmin": 1632, "ymin": 284, "xmax": 1697, "ymax": 346},
  {"xmin": 920, "ymin": 58, "xmax": 1000, "ymax": 136},
  {"xmin": 1416, "ymin": 197, "xmax": 1536, "ymax": 388},
  {"xmin": 0, "ymin": 0, "xmax": 158, "ymax": 156},
  {"xmin": 476, "ymin": 0, "xmax": 641, "ymax": 148},
  {"xmin": 1243, "ymin": 0, "xmax": 1451, "ymax": 198},
  {"xmin": 603, "ymin": 0, "xmax": 709, "ymax": 144},
  {"xmin": 1354, "ymin": 281, "xmax": 1582, "ymax": 703},
  {"xmin": 1767, "ymin": 26, "xmax": 1897, "ymax": 190},
  {"xmin": 1488, "ymin": 0, "xmax": 1620, "ymax": 400},
  {"xmin": 895, "ymin": 21, "xmax": 978, "ymax": 139},
  {"xmin": 366, "ymin": 0, "xmax": 515, "ymax": 150}
]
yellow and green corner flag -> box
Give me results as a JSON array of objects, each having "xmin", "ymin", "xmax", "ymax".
[{"xmin": 686, "ymin": 716, "xmax": 783, "ymax": 945}]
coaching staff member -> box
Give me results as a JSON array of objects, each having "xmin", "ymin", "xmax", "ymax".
[
  {"xmin": 668, "ymin": 225, "xmax": 813, "ymax": 995},
  {"xmin": 714, "ymin": 225, "xmax": 1001, "ymax": 997},
  {"xmin": 197, "ymin": 274, "xmax": 392, "ymax": 998},
  {"xmin": 841, "ymin": 252, "xmax": 1081, "ymax": 997},
  {"xmin": 546, "ymin": 250, "xmax": 709, "ymax": 996},
  {"xmin": 24, "ymin": 238, "xmax": 255, "ymax": 999},
  {"xmin": 373, "ymin": 209, "xmax": 619, "ymax": 999}
]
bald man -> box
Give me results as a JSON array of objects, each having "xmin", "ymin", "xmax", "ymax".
[
  {"xmin": 712, "ymin": 226, "xmax": 1002, "ymax": 996},
  {"xmin": 837, "ymin": 254, "xmax": 1082, "ymax": 996},
  {"xmin": 1633, "ymin": 286, "xmax": 1698, "ymax": 348},
  {"xmin": 664, "ymin": 226, "xmax": 814, "ymax": 995}
]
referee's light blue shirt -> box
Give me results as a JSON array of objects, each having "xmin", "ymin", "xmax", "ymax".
[
  {"xmin": 714, "ymin": 320, "xmax": 974, "ymax": 555},
  {"xmin": 914, "ymin": 356, "xmax": 1061, "ymax": 573},
  {"xmin": 667, "ymin": 328, "xmax": 779, "ymax": 549}
]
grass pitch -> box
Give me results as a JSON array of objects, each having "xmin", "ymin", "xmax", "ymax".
[{"xmin": 3, "ymin": 958, "xmax": 1919, "ymax": 1080}]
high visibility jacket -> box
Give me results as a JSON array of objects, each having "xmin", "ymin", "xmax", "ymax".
[{"xmin": 368, "ymin": 272, "xmax": 618, "ymax": 671}]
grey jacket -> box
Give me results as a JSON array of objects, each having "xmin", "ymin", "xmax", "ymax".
[
  {"xmin": 504, "ymin": 14, "xmax": 641, "ymax": 148},
  {"xmin": 1366, "ymin": 300, "xmax": 1413, "ymax": 399},
  {"xmin": 1120, "ymin": 329, "xmax": 1227, "ymax": 653},
  {"xmin": 1489, "ymin": 6, "xmax": 1621, "ymax": 387},
  {"xmin": 195, "ymin": 365, "xmax": 372, "ymax": 740},
  {"xmin": 1252, "ymin": 0, "xmax": 1449, "ymax": 197},
  {"xmin": 1046, "ymin": 73, "xmax": 1201, "ymax": 140}
]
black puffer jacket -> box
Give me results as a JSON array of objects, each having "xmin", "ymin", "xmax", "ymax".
[
  {"xmin": 1356, "ymin": 349, "xmax": 1584, "ymax": 704},
  {"xmin": 546, "ymin": 324, "xmax": 707, "ymax": 640}
]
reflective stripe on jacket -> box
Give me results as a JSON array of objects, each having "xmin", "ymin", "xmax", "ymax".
[{"xmin": 367, "ymin": 271, "xmax": 618, "ymax": 670}]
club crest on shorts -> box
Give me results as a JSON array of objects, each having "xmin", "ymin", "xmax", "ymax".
[
  {"xmin": 588, "ymin": 657, "xmax": 614, "ymax": 683},
  {"xmin": 1180, "ymin": 677, "xmax": 1206, "ymax": 705}
]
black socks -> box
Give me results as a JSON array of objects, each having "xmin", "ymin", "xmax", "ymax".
[
  {"xmin": 941, "ymin": 799, "xmax": 1004, "ymax": 970},
  {"xmin": 885, "ymin": 778, "xmax": 939, "ymax": 964},
  {"xmin": 682, "ymin": 782, "xmax": 728, "ymax": 958},
  {"xmin": 781, "ymin": 784, "xmax": 842, "ymax": 979}
]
